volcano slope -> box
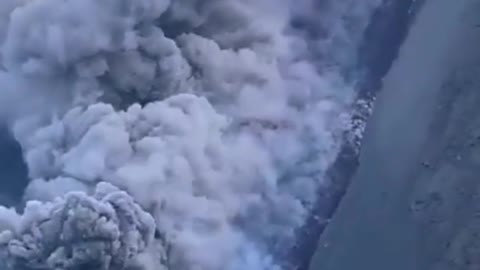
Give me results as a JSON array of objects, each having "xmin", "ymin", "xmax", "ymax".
[{"xmin": 309, "ymin": 0, "xmax": 480, "ymax": 269}]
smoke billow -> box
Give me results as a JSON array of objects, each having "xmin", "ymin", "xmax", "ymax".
[
  {"xmin": 0, "ymin": 182, "xmax": 155, "ymax": 270},
  {"xmin": 0, "ymin": 0, "xmax": 381, "ymax": 270}
]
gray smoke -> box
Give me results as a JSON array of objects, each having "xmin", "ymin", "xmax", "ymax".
[
  {"xmin": 16, "ymin": 93, "xmax": 307, "ymax": 270},
  {"xmin": 0, "ymin": 0, "xmax": 382, "ymax": 270},
  {"xmin": 0, "ymin": 182, "xmax": 156, "ymax": 270}
]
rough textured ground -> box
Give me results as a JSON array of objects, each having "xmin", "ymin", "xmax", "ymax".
[
  {"xmin": 309, "ymin": 0, "xmax": 480, "ymax": 269},
  {"xmin": 287, "ymin": 2, "xmax": 422, "ymax": 269}
]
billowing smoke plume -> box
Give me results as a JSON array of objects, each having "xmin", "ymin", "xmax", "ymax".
[
  {"xmin": 0, "ymin": 0, "xmax": 382, "ymax": 270},
  {"xmin": 16, "ymin": 93, "xmax": 310, "ymax": 270},
  {"xmin": 0, "ymin": 182, "xmax": 155, "ymax": 270}
]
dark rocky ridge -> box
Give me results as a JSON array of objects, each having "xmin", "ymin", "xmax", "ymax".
[
  {"xmin": 309, "ymin": 0, "xmax": 480, "ymax": 269},
  {"xmin": 286, "ymin": 1, "xmax": 426, "ymax": 270},
  {"xmin": 0, "ymin": 126, "xmax": 28, "ymax": 207}
]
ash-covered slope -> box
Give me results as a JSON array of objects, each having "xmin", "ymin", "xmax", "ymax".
[{"xmin": 309, "ymin": 0, "xmax": 480, "ymax": 269}]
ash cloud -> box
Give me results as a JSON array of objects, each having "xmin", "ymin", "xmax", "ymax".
[
  {"xmin": 0, "ymin": 0, "xmax": 382, "ymax": 270},
  {"xmin": 0, "ymin": 182, "xmax": 155, "ymax": 270},
  {"xmin": 17, "ymin": 94, "xmax": 306, "ymax": 270}
]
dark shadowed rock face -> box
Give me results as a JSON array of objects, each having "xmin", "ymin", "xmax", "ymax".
[
  {"xmin": 286, "ymin": 1, "xmax": 424, "ymax": 270},
  {"xmin": 0, "ymin": 127, "xmax": 28, "ymax": 207},
  {"xmin": 309, "ymin": 0, "xmax": 480, "ymax": 269}
]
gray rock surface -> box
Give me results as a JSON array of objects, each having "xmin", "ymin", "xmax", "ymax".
[{"xmin": 309, "ymin": 0, "xmax": 480, "ymax": 269}]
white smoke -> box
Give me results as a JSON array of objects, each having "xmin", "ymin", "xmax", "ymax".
[{"xmin": 0, "ymin": 0, "xmax": 382, "ymax": 270}]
